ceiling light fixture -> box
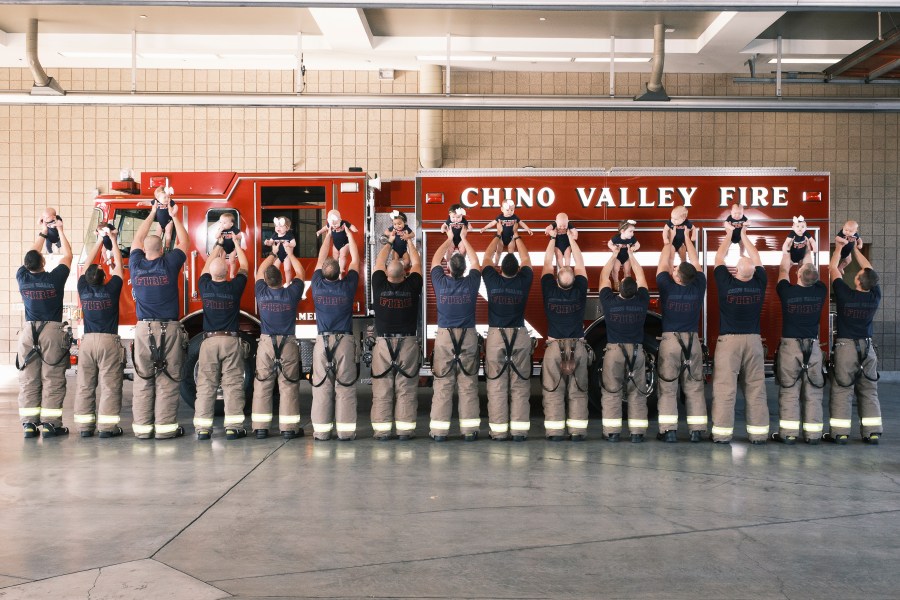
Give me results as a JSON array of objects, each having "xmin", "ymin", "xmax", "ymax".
[
  {"xmin": 574, "ymin": 57, "xmax": 651, "ymax": 63},
  {"xmin": 665, "ymin": 28, "xmax": 676, "ymax": 33},
  {"xmin": 539, "ymin": 17, "xmax": 547, "ymax": 21},
  {"xmin": 496, "ymin": 56, "xmax": 573, "ymax": 62},
  {"xmin": 219, "ymin": 53, "xmax": 296, "ymax": 61},
  {"xmin": 767, "ymin": 58, "xmax": 841, "ymax": 64},
  {"xmin": 417, "ymin": 55, "xmax": 494, "ymax": 62},
  {"xmin": 138, "ymin": 14, "xmax": 148, "ymax": 19},
  {"xmin": 140, "ymin": 53, "xmax": 219, "ymax": 60},
  {"xmin": 58, "ymin": 51, "xmax": 131, "ymax": 59}
]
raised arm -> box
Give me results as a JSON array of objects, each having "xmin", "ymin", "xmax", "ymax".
[
  {"xmin": 684, "ymin": 233, "xmax": 700, "ymax": 266},
  {"xmin": 599, "ymin": 252, "xmax": 617, "ymax": 291},
  {"xmin": 778, "ymin": 248, "xmax": 791, "ymax": 283},
  {"xmin": 202, "ymin": 242, "xmax": 224, "ymax": 276},
  {"xmin": 288, "ymin": 253, "xmax": 306, "ymax": 281},
  {"xmin": 346, "ymin": 229, "xmax": 361, "ymax": 274},
  {"xmin": 462, "ymin": 238, "xmax": 481, "ymax": 272},
  {"xmin": 807, "ymin": 235, "xmax": 818, "ymax": 263},
  {"xmin": 131, "ymin": 204, "xmax": 158, "ymax": 252},
  {"xmin": 431, "ymin": 237, "xmax": 451, "ymax": 270},
  {"xmin": 256, "ymin": 254, "xmax": 275, "ymax": 281},
  {"xmin": 407, "ymin": 235, "xmax": 422, "ymax": 277},
  {"xmin": 84, "ymin": 236, "xmax": 104, "ymax": 268},
  {"xmin": 515, "ymin": 236, "xmax": 531, "ymax": 268},
  {"xmin": 714, "ymin": 224, "xmax": 733, "ymax": 268},
  {"xmin": 233, "ymin": 239, "xmax": 249, "ymax": 278},
  {"xmin": 830, "ymin": 237, "xmax": 848, "ymax": 282},
  {"xmin": 741, "ymin": 227, "xmax": 763, "ymax": 267},
  {"xmin": 853, "ymin": 241, "xmax": 873, "ymax": 270},
  {"xmin": 628, "ymin": 246, "xmax": 647, "ymax": 289},
  {"xmin": 657, "ymin": 242, "xmax": 673, "ymax": 278},
  {"xmin": 374, "ymin": 235, "xmax": 392, "ymax": 272},
  {"xmin": 108, "ymin": 230, "xmax": 124, "ymax": 280},
  {"xmin": 569, "ymin": 236, "xmax": 587, "ymax": 279},
  {"xmin": 315, "ymin": 231, "xmax": 332, "ymax": 271},
  {"xmin": 542, "ymin": 237, "xmax": 555, "ymax": 276},
  {"xmin": 485, "ymin": 236, "xmax": 501, "ymax": 266},
  {"xmin": 169, "ymin": 203, "xmax": 190, "ymax": 256},
  {"xmin": 56, "ymin": 221, "xmax": 74, "ymax": 269}
]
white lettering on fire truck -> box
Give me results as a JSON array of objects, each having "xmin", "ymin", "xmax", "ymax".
[
  {"xmin": 298, "ymin": 312, "xmax": 316, "ymax": 320},
  {"xmin": 576, "ymin": 186, "xmax": 697, "ymax": 208},
  {"xmin": 719, "ymin": 186, "xmax": 789, "ymax": 207},
  {"xmin": 461, "ymin": 187, "xmax": 555, "ymax": 209}
]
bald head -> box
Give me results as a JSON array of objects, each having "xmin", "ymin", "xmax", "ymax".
[
  {"xmin": 557, "ymin": 267, "xmax": 574, "ymax": 289},
  {"xmin": 144, "ymin": 235, "xmax": 163, "ymax": 258},
  {"xmin": 208, "ymin": 257, "xmax": 228, "ymax": 281},
  {"xmin": 735, "ymin": 257, "xmax": 755, "ymax": 281},
  {"xmin": 386, "ymin": 259, "xmax": 405, "ymax": 281},
  {"xmin": 322, "ymin": 257, "xmax": 341, "ymax": 281},
  {"xmin": 798, "ymin": 263, "xmax": 819, "ymax": 287}
]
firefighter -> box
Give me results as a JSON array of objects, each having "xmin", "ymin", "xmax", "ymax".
[
  {"xmin": 370, "ymin": 230, "xmax": 423, "ymax": 440},
  {"xmin": 310, "ymin": 230, "xmax": 361, "ymax": 441},
  {"xmin": 540, "ymin": 232, "xmax": 590, "ymax": 441},
  {"xmin": 193, "ymin": 236, "xmax": 249, "ymax": 440},
  {"xmin": 655, "ymin": 234, "xmax": 707, "ymax": 443},
  {"xmin": 598, "ymin": 245, "xmax": 651, "ymax": 443},
  {"xmin": 16, "ymin": 220, "xmax": 74, "ymax": 438},
  {"xmin": 773, "ymin": 251, "xmax": 827, "ymax": 444},
  {"xmin": 825, "ymin": 236, "xmax": 882, "ymax": 444},
  {"xmin": 429, "ymin": 229, "xmax": 482, "ymax": 441},
  {"xmin": 482, "ymin": 235, "xmax": 533, "ymax": 441},
  {"xmin": 130, "ymin": 202, "xmax": 190, "ymax": 439},
  {"xmin": 710, "ymin": 223, "xmax": 769, "ymax": 444},
  {"xmin": 251, "ymin": 251, "xmax": 306, "ymax": 440},
  {"xmin": 74, "ymin": 230, "xmax": 126, "ymax": 438}
]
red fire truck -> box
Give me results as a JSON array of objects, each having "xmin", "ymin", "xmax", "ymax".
[{"xmin": 77, "ymin": 167, "xmax": 830, "ymax": 411}]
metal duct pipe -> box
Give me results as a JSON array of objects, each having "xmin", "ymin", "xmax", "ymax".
[
  {"xmin": 26, "ymin": 19, "xmax": 65, "ymax": 96},
  {"xmin": 419, "ymin": 64, "xmax": 443, "ymax": 169},
  {"xmin": 635, "ymin": 23, "xmax": 669, "ymax": 101}
]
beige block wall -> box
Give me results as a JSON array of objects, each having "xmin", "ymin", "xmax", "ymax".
[{"xmin": 0, "ymin": 67, "xmax": 897, "ymax": 367}]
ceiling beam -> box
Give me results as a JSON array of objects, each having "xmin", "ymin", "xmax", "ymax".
[
  {"xmin": 307, "ymin": 7, "xmax": 373, "ymax": 51},
  {"xmin": 692, "ymin": 11, "xmax": 784, "ymax": 72},
  {"xmin": 868, "ymin": 57, "xmax": 900, "ymax": 80},
  {"xmin": 825, "ymin": 28, "xmax": 900, "ymax": 78}
]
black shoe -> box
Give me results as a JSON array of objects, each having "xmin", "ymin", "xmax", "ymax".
[
  {"xmin": 98, "ymin": 427, "xmax": 123, "ymax": 439},
  {"xmin": 314, "ymin": 435, "xmax": 331, "ymax": 442},
  {"xmin": 772, "ymin": 433, "xmax": 796, "ymax": 445},
  {"xmin": 397, "ymin": 434, "xmax": 413, "ymax": 441},
  {"xmin": 431, "ymin": 435, "xmax": 447, "ymax": 442},
  {"xmin": 463, "ymin": 432, "xmax": 478, "ymax": 442},
  {"xmin": 491, "ymin": 436, "xmax": 508, "ymax": 442},
  {"xmin": 570, "ymin": 434, "xmax": 586, "ymax": 442},
  {"xmin": 226, "ymin": 428, "xmax": 247, "ymax": 440},
  {"xmin": 805, "ymin": 437, "xmax": 820, "ymax": 445},
  {"xmin": 690, "ymin": 431, "xmax": 703, "ymax": 443},
  {"xmin": 80, "ymin": 430, "xmax": 94, "ymax": 438},
  {"xmin": 824, "ymin": 433, "xmax": 849, "ymax": 445},
  {"xmin": 197, "ymin": 429, "xmax": 212, "ymax": 441},
  {"xmin": 39, "ymin": 423, "xmax": 69, "ymax": 437},
  {"xmin": 863, "ymin": 433, "xmax": 881, "ymax": 445},
  {"xmin": 337, "ymin": 436, "xmax": 355, "ymax": 442},
  {"xmin": 631, "ymin": 434, "xmax": 645, "ymax": 444},
  {"xmin": 606, "ymin": 433, "xmax": 621, "ymax": 443},
  {"xmin": 713, "ymin": 439, "xmax": 730, "ymax": 445},
  {"xmin": 375, "ymin": 435, "xmax": 392, "ymax": 442},
  {"xmin": 512, "ymin": 435, "xmax": 526, "ymax": 442},
  {"xmin": 750, "ymin": 439, "xmax": 767, "ymax": 445},
  {"xmin": 546, "ymin": 435, "xmax": 565, "ymax": 442},
  {"xmin": 23, "ymin": 423, "xmax": 38, "ymax": 438},
  {"xmin": 657, "ymin": 430, "xmax": 677, "ymax": 443},
  {"xmin": 281, "ymin": 430, "xmax": 302, "ymax": 440},
  {"xmin": 255, "ymin": 429, "xmax": 269, "ymax": 439}
]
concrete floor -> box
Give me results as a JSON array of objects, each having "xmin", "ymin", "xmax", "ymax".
[{"xmin": 1, "ymin": 371, "xmax": 899, "ymax": 600}]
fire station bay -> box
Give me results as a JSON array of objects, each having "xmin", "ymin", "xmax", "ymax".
[{"xmin": 3, "ymin": 3, "xmax": 900, "ymax": 598}]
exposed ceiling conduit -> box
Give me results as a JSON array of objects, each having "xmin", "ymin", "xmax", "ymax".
[
  {"xmin": 419, "ymin": 64, "xmax": 443, "ymax": 169},
  {"xmin": 1, "ymin": 93, "xmax": 900, "ymax": 112},
  {"xmin": 26, "ymin": 19, "xmax": 64, "ymax": 96},
  {"xmin": 635, "ymin": 23, "xmax": 669, "ymax": 101}
]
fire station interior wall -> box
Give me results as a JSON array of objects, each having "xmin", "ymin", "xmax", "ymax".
[{"xmin": 0, "ymin": 67, "xmax": 897, "ymax": 368}]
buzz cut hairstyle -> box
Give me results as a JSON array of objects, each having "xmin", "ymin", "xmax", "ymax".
[{"xmin": 672, "ymin": 206, "xmax": 688, "ymax": 219}]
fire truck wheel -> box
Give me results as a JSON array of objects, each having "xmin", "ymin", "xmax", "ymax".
[{"xmin": 179, "ymin": 334, "xmax": 258, "ymax": 416}]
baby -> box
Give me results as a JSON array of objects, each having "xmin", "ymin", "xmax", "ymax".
[
  {"xmin": 662, "ymin": 206, "xmax": 697, "ymax": 262},
  {"xmin": 835, "ymin": 220, "xmax": 863, "ymax": 274},
  {"xmin": 317, "ymin": 209, "xmax": 359, "ymax": 274},
  {"xmin": 217, "ymin": 212, "xmax": 246, "ymax": 279},
  {"xmin": 40, "ymin": 207, "xmax": 63, "ymax": 254},
  {"xmin": 544, "ymin": 213, "xmax": 578, "ymax": 268},
  {"xmin": 440, "ymin": 204, "xmax": 469, "ymax": 263},
  {"xmin": 265, "ymin": 216, "xmax": 297, "ymax": 283},
  {"xmin": 608, "ymin": 220, "xmax": 640, "ymax": 286},
  {"xmin": 725, "ymin": 203, "xmax": 748, "ymax": 255},
  {"xmin": 138, "ymin": 186, "xmax": 176, "ymax": 249},
  {"xmin": 384, "ymin": 210, "xmax": 414, "ymax": 268},
  {"xmin": 97, "ymin": 222, "xmax": 118, "ymax": 266},
  {"xmin": 481, "ymin": 200, "xmax": 533, "ymax": 264},
  {"xmin": 782, "ymin": 215, "xmax": 817, "ymax": 266}
]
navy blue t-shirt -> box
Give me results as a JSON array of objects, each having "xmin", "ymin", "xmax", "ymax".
[
  {"xmin": 777, "ymin": 279, "xmax": 827, "ymax": 339},
  {"xmin": 372, "ymin": 270, "xmax": 422, "ymax": 336},
  {"xmin": 838, "ymin": 230, "xmax": 860, "ymax": 259},
  {"xmin": 833, "ymin": 278, "xmax": 881, "ymax": 339},
  {"xmin": 199, "ymin": 273, "xmax": 246, "ymax": 333},
  {"xmin": 714, "ymin": 265, "xmax": 766, "ymax": 335},
  {"xmin": 541, "ymin": 273, "xmax": 588, "ymax": 339},
  {"xmin": 312, "ymin": 269, "xmax": 359, "ymax": 334},
  {"xmin": 726, "ymin": 215, "xmax": 748, "ymax": 243},
  {"xmin": 220, "ymin": 224, "xmax": 241, "ymax": 254},
  {"xmin": 330, "ymin": 220, "xmax": 353, "ymax": 251},
  {"xmin": 611, "ymin": 234, "xmax": 638, "ymax": 263},
  {"xmin": 431, "ymin": 265, "xmax": 481, "ymax": 329},
  {"xmin": 482, "ymin": 266, "xmax": 533, "ymax": 328},
  {"xmin": 495, "ymin": 214, "xmax": 521, "ymax": 245},
  {"xmin": 444, "ymin": 217, "xmax": 470, "ymax": 246},
  {"xmin": 665, "ymin": 219, "xmax": 694, "ymax": 250},
  {"xmin": 787, "ymin": 231, "xmax": 813, "ymax": 264},
  {"xmin": 256, "ymin": 278, "xmax": 304, "ymax": 336},
  {"xmin": 78, "ymin": 275, "xmax": 122, "ymax": 335},
  {"xmin": 600, "ymin": 287, "xmax": 650, "ymax": 344},
  {"xmin": 130, "ymin": 249, "xmax": 186, "ymax": 321},
  {"xmin": 657, "ymin": 271, "xmax": 706, "ymax": 333},
  {"xmin": 17, "ymin": 264, "xmax": 69, "ymax": 322}
]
